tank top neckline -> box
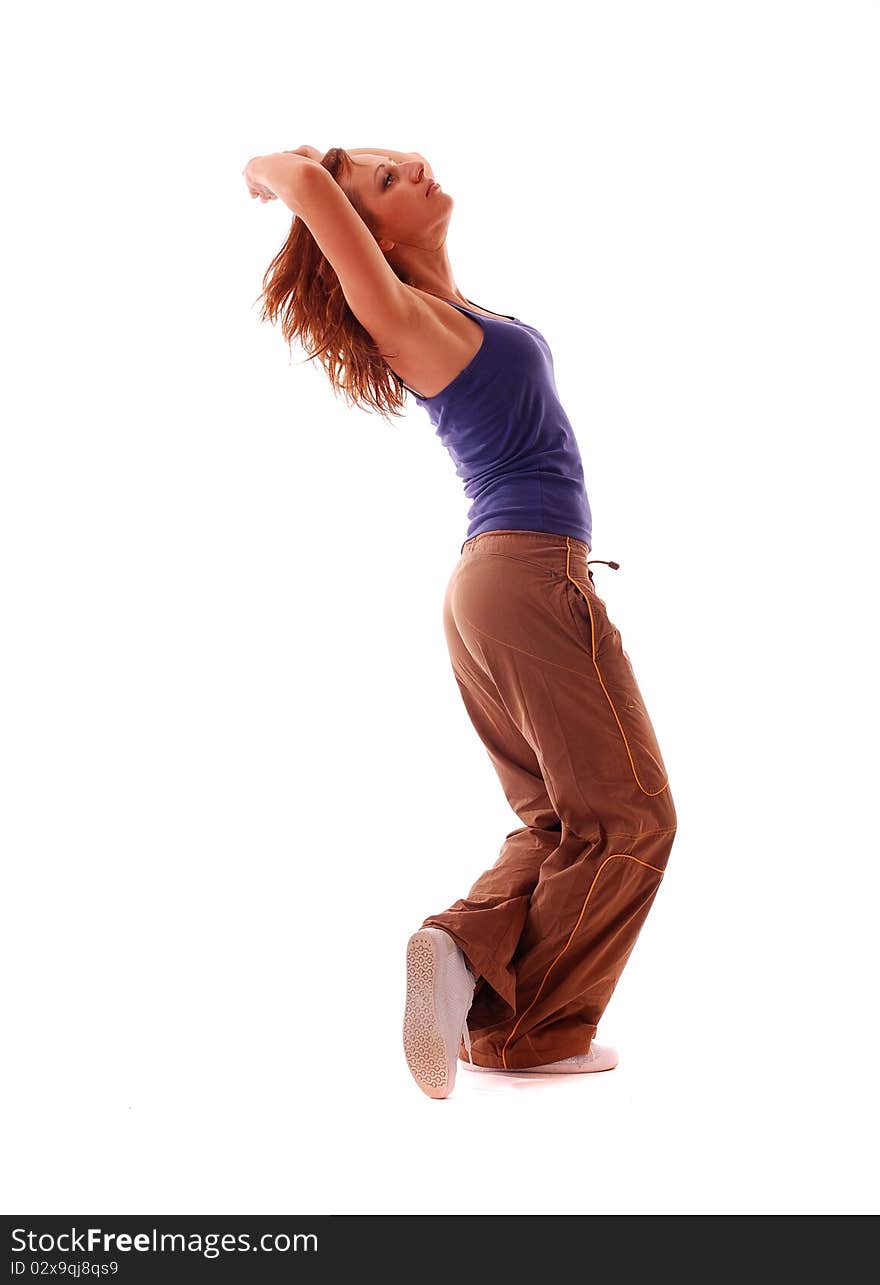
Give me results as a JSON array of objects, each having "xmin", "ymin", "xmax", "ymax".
[
  {"xmin": 450, "ymin": 297, "xmax": 521, "ymax": 325},
  {"xmin": 399, "ymin": 297, "xmax": 522, "ymax": 399}
]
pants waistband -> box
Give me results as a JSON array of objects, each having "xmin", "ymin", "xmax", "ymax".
[{"xmin": 459, "ymin": 529, "xmax": 619, "ymax": 583}]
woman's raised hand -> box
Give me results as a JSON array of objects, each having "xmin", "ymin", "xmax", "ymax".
[
  {"xmin": 242, "ymin": 157, "xmax": 278, "ymax": 202},
  {"xmin": 243, "ymin": 148, "xmax": 323, "ymax": 203}
]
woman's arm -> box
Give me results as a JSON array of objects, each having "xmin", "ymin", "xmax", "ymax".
[
  {"xmin": 348, "ymin": 148, "xmax": 423, "ymax": 164},
  {"xmin": 283, "ymin": 145, "xmax": 324, "ymax": 162},
  {"xmin": 243, "ymin": 150, "xmax": 322, "ymax": 200}
]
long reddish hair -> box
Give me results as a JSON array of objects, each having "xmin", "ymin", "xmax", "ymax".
[{"xmin": 253, "ymin": 147, "xmax": 411, "ymax": 424}]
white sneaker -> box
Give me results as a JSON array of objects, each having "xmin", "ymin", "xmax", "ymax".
[
  {"xmin": 464, "ymin": 1043, "xmax": 619, "ymax": 1074},
  {"xmin": 403, "ymin": 927, "xmax": 475, "ymax": 1099}
]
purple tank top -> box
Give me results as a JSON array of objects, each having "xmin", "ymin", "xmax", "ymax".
[{"xmin": 401, "ymin": 298, "xmax": 593, "ymax": 547}]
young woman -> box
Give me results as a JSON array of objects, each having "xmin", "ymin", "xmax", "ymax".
[{"xmin": 243, "ymin": 145, "xmax": 678, "ymax": 1100}]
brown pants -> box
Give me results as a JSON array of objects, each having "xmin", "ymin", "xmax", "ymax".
[{"xmin": 422, "ymin": 530, "xmax": 677, "ymax": 1070}]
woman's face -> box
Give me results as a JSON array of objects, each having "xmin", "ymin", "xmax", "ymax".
[{"xmin": 346, "ymin": 152, "xmax": 452, "ymax": 249}]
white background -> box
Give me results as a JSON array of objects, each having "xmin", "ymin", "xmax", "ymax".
[{"xmin": 2, "ymin": 1, "xmax": 878, "ymax": 1217}]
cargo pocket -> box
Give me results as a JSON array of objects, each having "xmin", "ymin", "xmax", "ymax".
[{"xmin": 563, "ymin": 574, "xmax": 670, "ymax": 797}]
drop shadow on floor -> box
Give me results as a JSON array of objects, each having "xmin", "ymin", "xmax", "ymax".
[{"xmin": 458, "ymin": 1064, "xmax": 620, "ymax": 1093}]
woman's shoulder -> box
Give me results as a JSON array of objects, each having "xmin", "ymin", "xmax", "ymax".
[{"xmin": 377, "ymin": 285, "xmax": 490, "ymax": 400}]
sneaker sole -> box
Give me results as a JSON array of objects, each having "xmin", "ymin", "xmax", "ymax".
[{"xmin": 403, "ymin": 931, "xmax": 455, "ymax": 1099}]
